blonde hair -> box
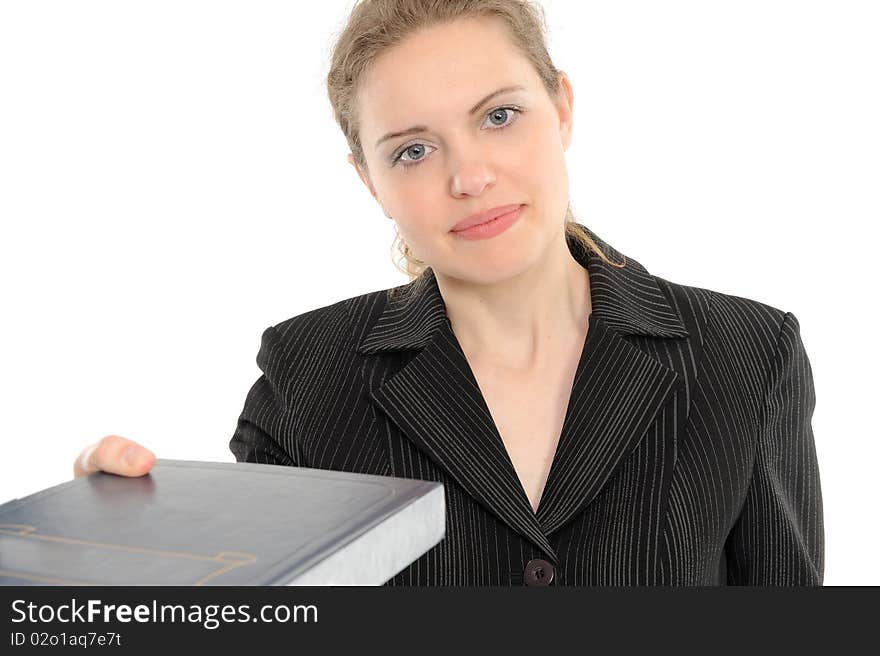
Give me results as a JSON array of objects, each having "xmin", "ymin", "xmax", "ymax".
[{"xmin": 325, "ymin": 0, "xmax": 623, "ymax": 289}]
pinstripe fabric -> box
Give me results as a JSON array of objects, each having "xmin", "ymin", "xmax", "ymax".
[{"xmin": 229, "ymin": 223, "xmax": 824, "ymax": 586}]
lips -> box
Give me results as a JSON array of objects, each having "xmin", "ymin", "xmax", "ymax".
[{"xmin": 451, "ymin": 204, "xmax": 524, "ymax": 232}]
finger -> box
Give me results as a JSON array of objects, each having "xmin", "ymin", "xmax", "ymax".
[
  {"xmin": 73, "ymin": 439, "xmax": 101, "ymax": 478},
  {"xmin": 95, "ymin": 435, "xmax": 156, "ymax": 477},
  {"xmin": 74, "ymin": 435, "xmax": 156, "ymax": 478}
]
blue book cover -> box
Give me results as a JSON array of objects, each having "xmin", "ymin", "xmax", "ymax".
[{"xmin": 0, "ymin": 459, "xmax": 445, "ymax": 585}]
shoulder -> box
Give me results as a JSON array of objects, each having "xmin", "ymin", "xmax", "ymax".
[
  {"xmin": 271, "ymin": 284, "xmax": 395, "ymax": 341},
  {"xmin": 249, "ymin": 286, "xmax": 395, "ymax": 405},
  {"xmin": 658, "ymin": 272, "xmax": 788, "ymax": 326},
  {"xmin": 260, "ymin": 285, "xmax": 395, "ymax": 366},
  {"xmin": 651, "ymin": 273, "xmax": 795, "ymax": 364}
]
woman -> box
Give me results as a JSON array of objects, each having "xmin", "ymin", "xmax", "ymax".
[{"xmin": 73, "ymin": 0, "xmax": 824, "ymax": 586}]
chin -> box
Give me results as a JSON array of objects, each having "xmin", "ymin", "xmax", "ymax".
[
  {"xmin": 435, "ymin": 227, "xmax": 544, "ymax": 284},
  {"xmin": 448, "ymin": 259, "xmax": 534, "ymax": 287}
]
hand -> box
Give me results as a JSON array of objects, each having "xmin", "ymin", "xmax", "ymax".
[{"xmin": 73, "ymin": 435, "xmax": 156, "ymax": 479}]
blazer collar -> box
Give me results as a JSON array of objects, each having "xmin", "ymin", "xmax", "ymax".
[
  {"xmin": 356, "ymin": 223, "xmax": 689, "ymax": 560},
  {"xmin": 357, "ymin": 223, "xmax": 688, "ymax": 355}
]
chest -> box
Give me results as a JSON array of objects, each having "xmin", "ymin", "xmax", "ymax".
[{"xmin": 467, "ymin": 345, "xmax": 584, "ymax": 514}]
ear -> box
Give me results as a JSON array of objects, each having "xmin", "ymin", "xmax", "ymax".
[
  {"xmin": 554, "ymin": 70, "xmax": 574, "ymax": 151},
  {"xmin": 348, "ymin": 153, "xmax": 377, "ymax": 199},
  {"xmin": 348, "ymin": 153, "xmax": 393, "ymax": 219}
]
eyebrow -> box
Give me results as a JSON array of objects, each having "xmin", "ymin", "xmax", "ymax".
[{"xmin": 374, "ymin": 84, "xmax": 527, "ymax": 148}]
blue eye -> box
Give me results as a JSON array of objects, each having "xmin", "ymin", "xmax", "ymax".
[{"xmin": 391, "ymin": 105, "xmax": 523, "ymax": 169}]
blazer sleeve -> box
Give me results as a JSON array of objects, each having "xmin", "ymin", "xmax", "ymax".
[
  {"xmin": 724, "ymin": 311, "xmax": 825, "ymax": 585},
  {"xmin": 228, "ymin": 325, "xmax": 300, "ymax": 467}
]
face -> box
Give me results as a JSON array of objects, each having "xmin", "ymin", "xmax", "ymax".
[{"xmin": 349, "ymin": 16, "xmax": 574, "ymax": 286}]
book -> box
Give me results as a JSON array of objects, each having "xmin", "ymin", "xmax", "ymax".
[{"xmin": 0, "ymin": 459, "xmax": 446, "ymax": 586}]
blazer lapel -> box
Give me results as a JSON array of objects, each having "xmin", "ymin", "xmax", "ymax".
[
  {"xmin": 356, "ymin": 223, "xmax": 690, "ymax": 559},
  {"xmin": 534, "ymin": 227, "xmax": 689, "ymax": 535},
  {"xmin": 358, "ymin": 262, "xmax": 555, "ymax": 556}
]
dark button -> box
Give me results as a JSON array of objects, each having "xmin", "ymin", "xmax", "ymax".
[{"xmin": 523, "ymin": 558, "xmax": 554, "ymax": 586}]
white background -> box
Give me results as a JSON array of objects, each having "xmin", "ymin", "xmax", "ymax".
[{"xmin": 1, "ymin": 1, "xmax": 877, "ymax": 585}]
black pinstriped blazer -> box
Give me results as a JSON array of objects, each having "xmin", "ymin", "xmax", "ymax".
[{"xmin": 228, "ymin": 223, "xmax": 824, "ymax": 586}]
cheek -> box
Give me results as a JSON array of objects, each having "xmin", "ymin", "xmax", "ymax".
[
  {"xmin": 391, "ymin": 197, "xmax": 443, "ymax": 256},
  {"xmin": 516, "ymin": 128, "xmax": 570, "ymax": 212},
  {"xmin": 519, "ymin": 126, "xmax": 564, "ymax": 177},
  {"xmin": 394, "ymin": 196, "xmax": 436, "ymax": 235}
]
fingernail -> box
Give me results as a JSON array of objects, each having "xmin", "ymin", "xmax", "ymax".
[{"xmin": 123, "ymin": 446, "xmax": 137, "ymax": 466}]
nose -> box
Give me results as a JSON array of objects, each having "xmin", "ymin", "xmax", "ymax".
[
  {"xmin": 447, "ymin": 135, "xmax": 497, "ymax": 198},
  {"xmin": 451, "ymin": 162, "xmax": 496, "ymax": 198}
]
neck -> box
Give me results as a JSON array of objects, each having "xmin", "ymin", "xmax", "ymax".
[{"xmin": 434, "ymin": 229, "xmax": 592, "ymax": 372}]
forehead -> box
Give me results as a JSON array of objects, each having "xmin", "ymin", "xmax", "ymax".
[{"xmin": 357, "ymin": 17, "xmax": 538, "ymax": 139}]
